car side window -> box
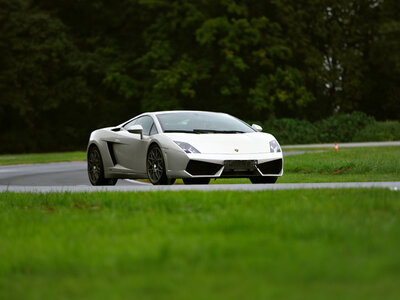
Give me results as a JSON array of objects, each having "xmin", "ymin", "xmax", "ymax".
[
  {"xmin": 123, "ymin": 119, "xmax": 137, "ymax": 130},
  {"xmin": 124, "ymin": 116, "xmax": 154, "ymax": 136}
]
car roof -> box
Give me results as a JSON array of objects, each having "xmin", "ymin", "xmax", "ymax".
[
  {"xmin": 152, "ymin": 110, "xmax": 221, "ymax": 114},
  {"xmin": 149, "ymin": 110, "xmax": 225, "ymax": 116},
  {"xmin": 119, "ymin": 110, "xmax": 227, "ymax": 127}
]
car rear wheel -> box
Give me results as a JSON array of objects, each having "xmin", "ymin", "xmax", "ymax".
[
  {"xmin": 147, "ymin": 145, "xmax": 175, "ymax": 185},
  {"xmin": 88, "ymin": 146, "xmax": 118, "ymax": 186},
  {"xmin": 183, "ymin": 178, "xmax": 211, "ymax": 185},
  {"xmin": 250, "ymin": 176, "xmax": 278, "ymax": 184}
]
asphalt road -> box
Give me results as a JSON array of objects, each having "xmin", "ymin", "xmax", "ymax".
[{"xmin": 0, "ymin": 161, "xmax": 122, "ymax": 186}]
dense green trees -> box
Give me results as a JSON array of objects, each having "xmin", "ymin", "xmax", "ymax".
[{"xmin": 0, "ymin": 0, "xmax": 399, "ymax": 152}]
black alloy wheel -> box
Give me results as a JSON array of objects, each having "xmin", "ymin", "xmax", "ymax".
[
  {"xmin": 147, "ymin": 145, "xmax": 175, "ymax": 185},
  {"xmin": 182, "ymin": 178, "xmax": 211, "ymax": 185},
  {"xmin": 250, "ymin": 176, "xmax": 278, "ymax": 184},
  {"xmin": 87, "ymin": 146, "xmax": 118, "ymax": 186}
]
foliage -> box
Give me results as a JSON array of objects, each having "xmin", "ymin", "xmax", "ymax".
[
  {"xmin": 353, "ymin": 121, "xmax": 400, "ymax": 142},
  {"xmin": 260, "ymin": 111, "xmax": 376, "ymax": 144},
  {"xmin": 315, "ymin": 111, "xmax": 375, "ymax": 143},
  {"xmin": 0, "ymin": 0, "xmax": 400, "ymax": 153},
  {"xmin": 261, "ymin": 118, "xmax": 318, "ymax": 145}
]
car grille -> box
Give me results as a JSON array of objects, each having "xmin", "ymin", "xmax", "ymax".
[
  {"xmin": 221, "ymin": 160, "xmax": 258, "ymax": 177},
  {"xmin": 185, "ymin": 160, "xmax": 222, "ymax": 176},
  {"xmin": 256, "ymin": 159, "xmax": 283, "ymax": 175}
]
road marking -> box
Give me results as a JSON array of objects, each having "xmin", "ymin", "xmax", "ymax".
[{"xmin": 124, "ymin": 179, "xmax": 151, "ymax": 185}]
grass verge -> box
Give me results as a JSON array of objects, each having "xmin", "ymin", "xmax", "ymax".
[
  {"xmin": 281, "ymin": 146, "xmax": 400, "ymax": 182},
  {"xmin": 1, "ymin": 189, "xmax": 400, "ymax": 299},
  {"xmin": 0, "ymin": 151, "xmax": 86, "ymax": 165},
  {"xmin": 211, "ymin": 146, "xmax": 400, "ymax": 184}
]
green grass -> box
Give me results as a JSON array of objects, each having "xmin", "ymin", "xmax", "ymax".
[
  {"xmin": 0, "ymin": 151, "xmax": 86, "ymax": 165},
  {"xmin": 209, "ymin": 146, "xmax": 400, "ymax": 184},
  {"xmin": 282, "ymin": 147, "xmax": 334, "ymax": 151},
  {"xmin": 281, "ymin": 146, "xmax": 400, "ymax": 182},
  {"xmin": 1, "ymin": 189, "xmax": 400, "ymax": 299}
]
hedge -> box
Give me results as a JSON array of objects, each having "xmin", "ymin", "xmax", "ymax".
[{"xmin": 257, "ymin": 112, "xmax": 399, "ymax": 145}]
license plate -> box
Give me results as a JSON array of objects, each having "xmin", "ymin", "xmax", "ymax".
[{"xmin": 224, "ymin": 160, "xmax": 256, "ymax": 170}]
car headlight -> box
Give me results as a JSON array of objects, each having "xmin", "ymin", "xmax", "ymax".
[
  {"xmin": 174, "ymin": 141, "xmax": 200, "ymax": 153},
  {"xmin": 269, "ymin": 140, "xmax": 281, "ymax": 153}
]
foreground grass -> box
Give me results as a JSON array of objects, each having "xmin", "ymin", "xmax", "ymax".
[
  {"xmin": 1, "ymin": 189, "xmax": 400, "ymax": 299},
  {"xmin": 0, "ymin": 151, "xmax": 86, "ymax": 165}
]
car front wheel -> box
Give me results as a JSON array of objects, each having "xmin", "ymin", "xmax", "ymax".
[
  {"xmin": 147, "ymin": 145, "xmax": 175, "ymax": 185},
  {"xmin": 87, "ymin": 146, "xmax": 118, "ymax": 186}
]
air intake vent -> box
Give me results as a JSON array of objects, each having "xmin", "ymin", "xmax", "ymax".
[
  {"xmin": 186, "ymin": 160, "xmax": 222, "ymax": 176},
  {"xmin": 107, "ymin": 142, "xmax": 117, "ymax": 165},
  {"xmin": 257, "ymin": 159, "xmax": 282, "ymax": 175}
]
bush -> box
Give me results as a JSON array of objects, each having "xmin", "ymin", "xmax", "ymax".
[
  {"xmin": 315, "ymin": 111, "xmax": 375, "ymax": 143},
  {"xmin": 260, "ymin": 119, "xmax": 318, "ymax": 145},
  {"xmin": 254, "ymin": 111, "xmax": 390, "ymax": 144},
  {"xmin": 353, "ymin": 121, "xmax": 400, "ymax": 142}
]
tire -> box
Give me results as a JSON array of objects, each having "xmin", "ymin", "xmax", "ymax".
[
  {"xmin": 250, "ymin": 176, "xmax": 278, "ymax": 184},
  {"xmin": 87, "ymin": 145, "xmax": 118, "ymax": 186},
  {"xmin": 183, "ymin": 178, "xmax": 211, "ymax": 185},
  {"xmin": 147, "ymin": 144, "xmax": 175, "ymax": 185}
]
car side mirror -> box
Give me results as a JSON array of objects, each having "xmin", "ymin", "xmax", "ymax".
[
  {"xmin": 251, "ymin": 124, "xmax": 262, "ymax": 132},
  {"xmin": 127, "ymin": 124, "xmax": 143, "ymax": 139}
]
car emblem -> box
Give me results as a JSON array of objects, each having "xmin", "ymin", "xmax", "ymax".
[{"xmin": 234, "ymin": 149, "xmax": 239, "ymax": 152}]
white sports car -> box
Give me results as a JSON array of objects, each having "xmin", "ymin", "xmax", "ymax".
[{"xmin": 87, "ymin": 111, "xmax": 283, "ymax": 185}]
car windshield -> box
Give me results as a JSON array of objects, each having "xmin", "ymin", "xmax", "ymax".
[{"xmin": 156, "ymin": 112, "xmax": 255, "ymax": 134}]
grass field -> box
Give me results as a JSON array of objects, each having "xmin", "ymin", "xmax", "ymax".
[
  {"xmin": 0, "ymin": 151, "xmax": 86, "ymax": 165},
  {"xmin": 282, "ymin": 147, "xmax": 400, "ymax": 182},
  {"xmin": 212, "ymin": 146, "xmax": 400, "ymax": 184},
  {"xmin": 1, "ymin": 189, "xmax": 400, "ymax": 299}
]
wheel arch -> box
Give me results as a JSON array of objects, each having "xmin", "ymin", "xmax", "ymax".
[
  {"xmin": 146, "ymin": 140, "xmax": 173, "ymax": 180},
  {"xmin": 87, "ymin": 142, "xmax": 99, "ymax": 158},
  {"xmin": 87, "ymin": 140, "xmax": 114, "ymax": 178}
]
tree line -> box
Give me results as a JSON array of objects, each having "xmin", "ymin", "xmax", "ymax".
[{"xmin": 0, "ymin": 0, "xmax": 399, "ymax": 153}]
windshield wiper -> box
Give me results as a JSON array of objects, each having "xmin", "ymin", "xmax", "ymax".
[
  {"xmin": 192, "ymin": 129, "xmax": 218, "ymax": 133},
  {"xmin": 163, "ymin": 130, "xmax": 199, "ymax": 134},
  {"xmin": 164, "ymin": 129, "xmax": 246, "ymax": 134},
  {"xmin": 193, "ymin": 129, "xmax": 245, "ymax": 134},
  {"xmin": 215, "ymin": 130, "xmax": 246, "ymax": 133}
]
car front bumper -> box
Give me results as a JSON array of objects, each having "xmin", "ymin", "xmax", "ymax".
[{"xmin": 164, "ymin": 149, "xmax": 283, "ymax": 178}]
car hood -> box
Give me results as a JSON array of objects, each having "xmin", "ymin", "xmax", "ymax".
[{"xmin": 164, "ymin": 132, "xmax": 275, "ymax": 154}]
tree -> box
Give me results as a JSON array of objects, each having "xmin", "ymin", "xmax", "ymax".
[
  {"xmin": 1, "ymin": 0, "xmax": 399, "ymax": 153},
  {"xmin": 137, "ymin": 0, "xmax": 314, "ymax": 119}
]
